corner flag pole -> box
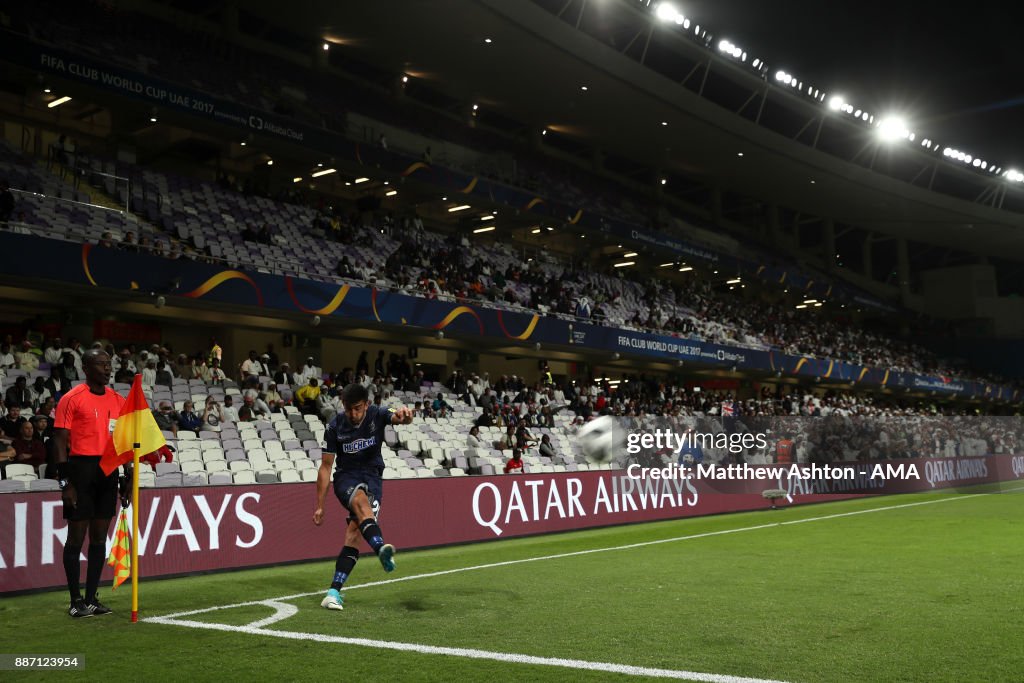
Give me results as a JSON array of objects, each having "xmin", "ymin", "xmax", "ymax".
[
  {"xmin": 131, "ymin": 395, "xmax": 141, "ymax": 623},
  {"xmin": 130, "ymin": 444, "xmax": 140, "ymax": 626}
]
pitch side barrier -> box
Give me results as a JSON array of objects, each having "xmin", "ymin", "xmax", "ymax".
[{"xmin": 2, "ymin": 455, "xmax": 1022, "ymax": 593}]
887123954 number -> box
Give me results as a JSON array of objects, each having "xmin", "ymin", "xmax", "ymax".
[{"xmin": 1, "ymin": 655, "xmax": 84, "ymax": 670}]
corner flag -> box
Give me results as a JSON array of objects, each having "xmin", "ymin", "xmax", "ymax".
[{"xmin": 100, "ymin": 374, "xmax": 167, "ymax": 475}]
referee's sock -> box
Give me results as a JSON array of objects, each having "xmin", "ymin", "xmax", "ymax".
[
  {"xmin": 331, "ymin": 546, "xmax": 360, "ymax": 590},
  {"xmin": 358, "ymin": 519, "xmax": 385, "ymax": 554},
  {"xmin": 84, "ymin": 543, "xmax": 105, "ymax": 603},
  {"xmin": 63, "ymin": 543, "xmax": 82, "ymax": 602}
]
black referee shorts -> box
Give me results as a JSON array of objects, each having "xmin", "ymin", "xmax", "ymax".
[{"xmin": 63, "ymin": 456, "xmax": 118, "ymax": 521}]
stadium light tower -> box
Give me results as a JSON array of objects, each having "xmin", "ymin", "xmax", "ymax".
[
  {"xmin": 828, "ymin": 96, "xmax": 845, "ymax": 111},
  {"xmin": 655, "ymin": 2, "xmax": 682, "ymax": 23},
  {"xmin": 877, "ymin": 116, "xmax": 911, "ymax": 142}
]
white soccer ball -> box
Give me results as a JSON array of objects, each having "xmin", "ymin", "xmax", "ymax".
[{"xmin": 578, "ymin": 415, "xmax": 619, "ymax": 464}]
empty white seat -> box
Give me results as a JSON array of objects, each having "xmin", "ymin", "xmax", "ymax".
[
  {"xmin": 201, "ymin": 450, "xmax": 225, "ymax": 463},
  {"xmin": 229, "ymin": 460, "xmax": 252, "ymax": 472},
  {"xmin": 280, "ymin": 470, "xmax": 302, "ymax": 483},
  {"xmin": 183, "ymin": 472, "xmax": 209, "ymax": 486},
  {"xmin": 180, "ymin": 460, "xmax": 204, "ymax": 474},
  {"xmin": 201, "ymin": 448, "xmax": 224, "ymax": 461},
  {"xmin": 248, "ymin": 452, "xmax": 270, "ymax": 468},
  {"xmin": 4, "ymin": 464, "xmax": 36, "ymax": 478},
  {"xmin": 177, "ymin": 450, "xmax": 202, "ymax": 463},
  {"xmin": 233, "ymin": 470, "xmax": 257, "ymax": 484},
  {"xmin": 300, "ymin": 469, "xmax": 318, "ymax": 482},
  {"xmin": 205, "ymin": 460, "xmax": 228, "ymax": 473}
]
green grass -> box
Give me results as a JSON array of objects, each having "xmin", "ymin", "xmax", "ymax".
[{"xmin": 2, "ymin": 490, "xmax": 1022, "ymax": 682}]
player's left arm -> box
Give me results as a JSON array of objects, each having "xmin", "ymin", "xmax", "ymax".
[{"xmin": 388, "ymin": 405, "xmax": 414, "ymax": 425}]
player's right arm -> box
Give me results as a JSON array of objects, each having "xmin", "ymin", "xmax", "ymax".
[{"xmin": 313, "ymin": 451, "xmax": 335, "ymax": 526}]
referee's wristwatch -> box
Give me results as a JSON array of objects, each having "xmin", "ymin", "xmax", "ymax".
[{"xmin": 58, "ymin": 478, "xmax": 70, "ymax": 491}]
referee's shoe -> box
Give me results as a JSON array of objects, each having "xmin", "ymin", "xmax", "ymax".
[
  {"xmin": 68, "ymin": 599, "xmax": 96, "ymax": 618},
  {"xmin": 87, "ymin": 595, "xmax": 113, "ymax": 616}
]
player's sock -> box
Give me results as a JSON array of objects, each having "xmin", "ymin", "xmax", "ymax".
[
  {"xmin": 63, "ymin": 543, "xmax": 82, "ymax": 602},
  {"xmin": 331, "ymin": 546, "xmax": 360, "ymax": 590},
  {"xmin": 84, "ymin": 543, "xmax": 106, "ymax": 603},
  {"xmin": 358, "ymin": 519, "xmax": 385, "ymax": 554}
]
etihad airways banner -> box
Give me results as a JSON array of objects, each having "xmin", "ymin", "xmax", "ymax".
[{"xmin": 2, "ymin": 455, "xmax": 1021, "ymax": 593}]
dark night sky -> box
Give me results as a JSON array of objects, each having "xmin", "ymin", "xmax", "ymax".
[{"xmin": 678, "ymin": 0, "xmax": 1024, "ymax": 169}]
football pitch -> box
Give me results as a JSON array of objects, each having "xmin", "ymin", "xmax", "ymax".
[{"xmin": 4, "ymin": 488, "xmax": 1023, "ymax": 682}]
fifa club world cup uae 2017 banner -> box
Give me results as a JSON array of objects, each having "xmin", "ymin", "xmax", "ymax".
[
  {"xmin": 0, "ymin": 232, "xmax": 1017, "ymax": 402},
  {"xmin": 2, "ymin": 455, "xmax": 1022, "ymax": 593}
]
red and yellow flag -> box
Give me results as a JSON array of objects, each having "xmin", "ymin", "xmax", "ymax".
[
  {"xmin": 100, "ymin": 374, "xmax": 167, "ymax": 475},
  {"xmin": 107, "ymin": 509, "xmax": 131, "ymax": 589}
]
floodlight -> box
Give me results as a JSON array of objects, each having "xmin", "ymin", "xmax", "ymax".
[
  {"xmin": 655, "ymin": 3, "xmax": 680, "ymax": 22},
  {"xmin": 877, "ymin": 117, "xmax": 910, "ymax": 141}
]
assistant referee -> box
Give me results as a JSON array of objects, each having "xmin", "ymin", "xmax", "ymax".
[{"xmin": 53, "ymin": 349, "xmax": 127, "ymax": 618}]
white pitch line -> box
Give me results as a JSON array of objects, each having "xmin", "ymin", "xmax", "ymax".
[
  {"xmin": 245, "ymin": 601, "xmax": 298, "ymax": 629},
  {"xmin": 145, "ymin": 617, "xmax": 792, "ymax": 683},
  {"xmin": 148, "ymin": 490, "xmax": 1009, "ymax": 623}
]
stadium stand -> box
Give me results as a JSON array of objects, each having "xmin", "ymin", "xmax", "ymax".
[{"xmin": 0, "ymin": 135, "xmax": 1011, "ymax": 388}]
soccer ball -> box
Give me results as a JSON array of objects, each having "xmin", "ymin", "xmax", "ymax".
[{"xmin": 578, "ymin": 415, "xmax": 620, "ymax": 464}]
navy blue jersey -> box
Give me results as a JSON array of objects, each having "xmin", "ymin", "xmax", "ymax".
[{"xmin": 325, "ymin": 404, "xmax": 394, "ymax": 471}]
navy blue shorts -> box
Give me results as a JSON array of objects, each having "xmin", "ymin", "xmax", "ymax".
[{"xmin": 333, "ymin": 467, "xmax": 383, "ymax": 521}]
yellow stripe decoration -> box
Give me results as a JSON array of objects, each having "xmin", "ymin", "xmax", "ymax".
[
  {"xmin": 569, "ymin": 209, "xmax": 584, "ymax": 224},
  {"xmin": 308, "ymin": 285, "xmax": 350, "ymax": 315},
  {"xmin": 526, "ymin": 197, "xmax": 545, "ymax": 210},
  {"xmin": 81, "ymin": 244, "xmax": 98, "ymax": 286},
  {"xmin": 459, "ymin": 177, "xmax": 478, "ymax": 193},
  {"xmin": 508, "ymin": 314, "xmax": 540, "ymax": 340},
  {"xmin": 183, "ymin": 270, "xmax": 261, "ymax": 303},
  {"xmin": 401, "ymin": 161, "xmax": 429, "ymax": 176},
  {"xmin": 434, "ymin": 306, "xmax": 479, "ymax": 330}
]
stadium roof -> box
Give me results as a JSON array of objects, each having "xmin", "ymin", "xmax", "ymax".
[{"xmin": 240, "ymin": 0, "xmax": 1024, "ymax": 259}]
